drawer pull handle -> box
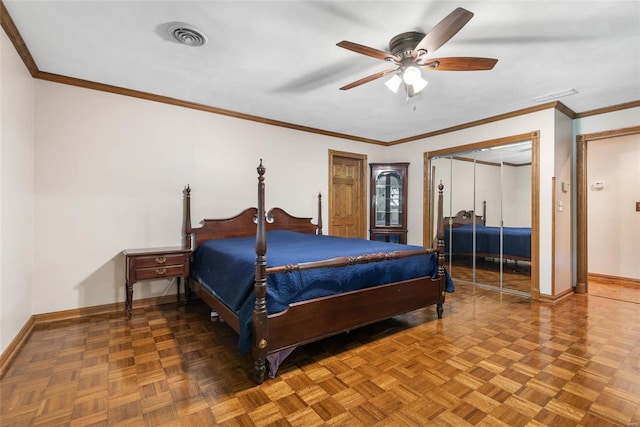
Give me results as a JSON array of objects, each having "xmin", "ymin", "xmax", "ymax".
[
  {"xmin": 155, "ymin": 257, "xmax": 167, "ymax": 264},
  {"xmin": 155, "ymin": 268, "xmax": 166, "ymax": 275}
]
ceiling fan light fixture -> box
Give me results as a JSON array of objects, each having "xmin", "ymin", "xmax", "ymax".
[
  {"xmin": 385, "ymin": 74, "xmax": 402, "ymax": 93},
  {"xmin": 336, "ymin": 7, "xmax": 497, "ymax": 94},
  {"xmin": 402, "ymin": 66, "xmax": 421, "ymax": 85},
  {"xmin": 402, "ymin": 66, "xmax": 428, "ymax": 95}
]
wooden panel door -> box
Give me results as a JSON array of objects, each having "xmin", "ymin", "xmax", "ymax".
[{"xmin": 329, "ymin": 151, "xmax": 366, "ymax": 238}]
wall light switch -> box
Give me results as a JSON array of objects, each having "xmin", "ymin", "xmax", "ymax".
[{"xmin": 636, "ymin": 202, "xmax": 640, "ymax": 212}]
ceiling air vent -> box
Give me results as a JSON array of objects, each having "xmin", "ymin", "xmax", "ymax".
[{"xmin": 169, "ymin": 22, "xmax": 208, "ymax": 47}]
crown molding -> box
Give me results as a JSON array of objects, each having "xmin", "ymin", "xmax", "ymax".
[
  {"xmin": 0, "ymin": 0, "xmax": 38, "ymax": 76},
  {"xmin": 574, "ymin": 100, "xmax": 640, "ymax": 119},
  {"xmin": 387, "ymin": 101, "xmax": 575, "ymax": 145}
]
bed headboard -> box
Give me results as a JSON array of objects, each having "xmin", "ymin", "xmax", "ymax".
[
  {"xmin": 183, "ymin": 181, "xmax": 321, "ymax": 249},
  {"xmin": 445, "ymin": 200, "xmax": 486, "ymax": 228}
]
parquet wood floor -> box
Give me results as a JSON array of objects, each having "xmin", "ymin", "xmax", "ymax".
[
  {"xmin": 448, "ymin": 257, "xmax": 532, "ymax": 294},
  {"xmin": 2, "ymin": 283, "xmax": 640, "ymax": 426}
]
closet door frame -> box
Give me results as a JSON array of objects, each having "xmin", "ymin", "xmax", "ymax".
[{"xmin": 423, "ymin": 131, "xmax": 540, "ymax": 299}]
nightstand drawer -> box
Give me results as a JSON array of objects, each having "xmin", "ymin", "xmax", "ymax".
[
  {"xmin": 135, "ymin": 254, "xmax": 186, "ymax": 268},
  {"xmin": 135, "ymin": 265, "xmax": 186, "ymax": 280}
]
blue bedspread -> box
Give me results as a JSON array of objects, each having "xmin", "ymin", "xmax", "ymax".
[
  {"xmin": 191, "ymin": 230, "xmax": 454, "ymax": 353},
  {"xmin": 444, "ymin": 224, "xmax": 531, "ymax": 259}
]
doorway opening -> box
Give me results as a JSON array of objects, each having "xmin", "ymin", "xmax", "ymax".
[{"xmin": 576, "ymin": 126, "xmax": 640, "ymax": 300}]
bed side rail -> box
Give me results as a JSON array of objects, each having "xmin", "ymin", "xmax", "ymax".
[{"xmin": 266, "ymin": 248, "xmax": 437, "ymax": 275}]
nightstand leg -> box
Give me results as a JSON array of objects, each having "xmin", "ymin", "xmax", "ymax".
[
  {"xmin": 176, "ymin": 277, "xmax": 181, "ymax": 303},
  {"xmin": 126, "ymin": 280, "xmax": 133, "ymax": 319}
]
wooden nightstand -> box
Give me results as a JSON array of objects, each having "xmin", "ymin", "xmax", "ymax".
[{"xmin": 123, "ymin": 247, "xmax": 191, "ymax": 318}]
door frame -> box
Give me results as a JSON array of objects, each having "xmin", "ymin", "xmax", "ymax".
[
  {"xmin": 423, "ymin": 131, "xmax": 540, "ymax": 298},
  {"xmin": 575, "ymin": 125, "xmax": 640, "ymax": 294},
  {"xmin": 328, "ymin": 150, "xmax": 368, "ymax": 238}
]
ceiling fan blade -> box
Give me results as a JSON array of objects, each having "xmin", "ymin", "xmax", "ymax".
[
  {"xmin": 413, "ymin": 7, "xmax": 474, "ymax": 56},
  {"xmin": 337, "ymin": 40, "xmax": 400, "ymax": 63},
  {"xmin": 422, "ymin": 57, "xmax": 498, "ymax": 71},
  {"xmin": 339, "ymin": 69, "xmax": 396, "ymax": 90}
]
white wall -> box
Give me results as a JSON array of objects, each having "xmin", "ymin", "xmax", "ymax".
[
  {"xmin": 33, "ymin": 80, "xmax": 386, "ymax": 315},
  {"xmin": 0, "ymin": 31, "xmax": 35, "ymax": 353},
  {"xmin": 574, "ymin": 107, "xmax": 640, "ymax": 136}
]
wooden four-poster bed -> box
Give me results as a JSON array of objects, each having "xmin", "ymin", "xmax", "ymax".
[{"xmin": 183, "ymin": 161, "xmax": 452, "ymax": 383}]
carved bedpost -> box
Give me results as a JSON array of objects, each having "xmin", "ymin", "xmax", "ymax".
[
  {"xmin": 436, "ymin": 181, "xmax": 445, "ymax": 318},
  {"xmin": 317, "ymin": 192, "xmax": 323, "ymax": 235},
  {"xmin": 183, "ymin": 185, "xmax": 192, "ymax": 250},
  {"xmin": 253, "ymin": 160, "xmax": 268, "ymax": 384}
]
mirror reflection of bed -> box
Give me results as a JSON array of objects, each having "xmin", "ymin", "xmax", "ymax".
[
  {"xmin": 431, "ymin": 140, "xmax": 532, "ymax": 296},
  {"xmin": 444, "ymin": 204, "xmax": 532, "ymax": 294}
]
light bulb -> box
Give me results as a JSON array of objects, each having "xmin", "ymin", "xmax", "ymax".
[
  {"xmin": 402, "ymin": 66, "xmax": 421, "ymax": 85},
  {"xmin": 401, "ymin": 67, "xmax": 428, "ymax": 95}
]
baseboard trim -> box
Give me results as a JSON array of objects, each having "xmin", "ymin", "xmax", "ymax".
[
  {"xmin": 539, "ymin": 287, "xmax": 574, "ymax": 303},
  {"xmin": 0, "ymin": 316, "xmax": 35, "ymax": 379},
  {"xmin": 0, "ymin": 294, "xmax": 180, "ymax": 379},
  {"xmin": 588, "ymin": 273, "xmax": 640, "ymax": 287}
]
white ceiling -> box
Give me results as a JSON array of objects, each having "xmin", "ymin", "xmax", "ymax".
[{"xmin": 4, "ymin": 1, "xmax": 640, "ymax": 143}]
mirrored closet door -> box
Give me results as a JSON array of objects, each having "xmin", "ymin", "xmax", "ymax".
[{"xmin": 430, "ymin": 141, "xmax": 532, "ymax": 296}]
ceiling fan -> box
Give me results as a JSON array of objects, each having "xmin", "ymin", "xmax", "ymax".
[{"xmin": 337, "ymin": 7, "xmax": 498, "ymax": 97}]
